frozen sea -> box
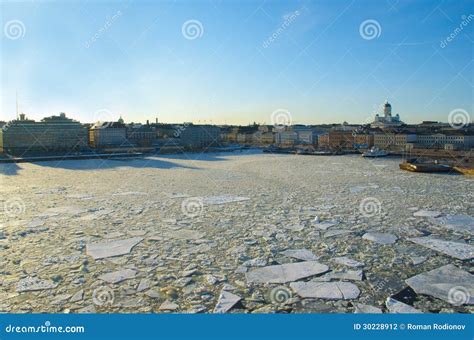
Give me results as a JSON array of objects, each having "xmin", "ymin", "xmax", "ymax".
[{"xmin": 0, "ymin": 150, "xmax": 473, "ymax": 313}]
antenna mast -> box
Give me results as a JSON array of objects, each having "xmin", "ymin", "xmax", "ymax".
[{"xmin": 16, "ymin": 91, "xmax": 19, "ymax": 119}]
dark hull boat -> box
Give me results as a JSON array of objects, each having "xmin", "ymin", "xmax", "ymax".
[{"xmin": 399, "ymin": 161, "xmax": 452, "ymax": 173}]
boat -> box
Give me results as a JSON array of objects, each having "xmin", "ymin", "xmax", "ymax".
[
  {"xmin": 311, "ymin": 150, "xmax": 335, "ymax": 155},
  {"xmin": 263, "ymin": 146, "xmax": 294, "ymax": 154},
  {"xmin": 362, "ymin": 147, "xmax": 388, "ymax": 158},
  {"xmin": 399, "ymin": 159, "xmax": 452, "ymax": 173},
  {"xmin": 453, "ymin": 166, "xmax": 474, "ymax": 176}
]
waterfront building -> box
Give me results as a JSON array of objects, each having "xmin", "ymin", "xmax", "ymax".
[
  {"xmin": 275, "ymin": 130, "xmax": 298, "ymax": 146},
  {"xmin": 373, "ymin": 133, "xmax": 416, "ymax": 150},
  {"xmin": 371, "ymin": 101, "xmax": 404, "ymax": 129},
  {"xmin": 179, "ymin": 125, "xmax": 221, "ymax": 148},
  {"xmin": 0, "ymin": 113, "xmax": 88, "ymax": 156},
  {"xmin": 275, "ymin": 126, "xmax": 320, "ymax": 146},
  {"xmin": 354, "ymin": 133, "xmax": 374, "ymax": 149},
  {"xmin": 327, "ymin": 130, "xmax": 355, "ymax": 149},
  {"xmin": 126, "ymin": 124, "xmax": 156, "ymax": 146},
  {"xmin": 89, "ymin": 121, "xmax": 128, "ymax": 148},
  {"xmin": 252, "ymin": 131, "xmax": 274, "ymax": 145},
  {"xmin": 237, "ymin": 133, "xmax": 253, "ymax": 144},
  {"xmin": 317, "ymin": 133, "xmax": 329, "ymax": 147},
  {"xmin": 415, "ymin": 133, "xmax": 474, "ymax": 150}
]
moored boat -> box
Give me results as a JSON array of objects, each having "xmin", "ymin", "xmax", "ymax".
[
  {"xmin": 362, "ymin": 147, "xmax": 388, "ymax": 158},
  {"xmin": 453, "ymin": 166, "xmax": 474, "ymax": 176},
  {"xmin": 399, "ymin": 160, "xmax": 452, "ymax": 173}
]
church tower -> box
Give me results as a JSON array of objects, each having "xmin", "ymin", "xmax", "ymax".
[{"xmin": 383, "ymin": 101, "xmax": 392, "ymax": 118}]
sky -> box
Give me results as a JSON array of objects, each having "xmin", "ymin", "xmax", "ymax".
[{"xmin": 1, "ymin": 0, "xmax": 473, "ymax": 125}]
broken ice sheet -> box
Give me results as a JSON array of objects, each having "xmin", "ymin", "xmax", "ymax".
[
  {"xmin": 137, "ymin": 279, "xmax": 153, "ymax": 292},
  {"xmin": 324, "ymin": 229, "xmax": 354, "ymax": 238},
  {"xmin": 159, "ymin": 300, "xmax": 179, "ymax": 311},
  {"xmin": 349, "ymin": 185, "xmax": 378, "ymax": 194},
  {"xmin": 246, "ymin": 261, "xmax": 329, "ymax": 284},
  {"xmin": 86, "ymin": 237, "xmax": 143, "ymax": 259},
  {"xmin": 408, "ymin": 237, "xmax": 474, "ymax": 260},
  {"xmin": 290, "ymin": 281, "xmax": 360, "ymax": 300},
  {"xmin": 16, "ymin": 277, "xmax": 58, "ymax": 292},
  {"xmin": 313, "ymin": 220, "xmax": 339, "ymax": 230},
  {"xmin": 362, "ymin": 232, "xmax": 397, "ymax": 245},
  {"xmin": 280, "ymin": 249, "xmax": 318, "ymax": 261},
  {"xmin": 405, "ymin": 264, "xmax": 474, "ymax": 305},
  {"xmin": 38, "ymin": 206, "xmax": 87, "ymax": 217},
  {"xmin": 327, "ymin": 269, "xmax": 363, "ymax": 281},
  {"xmin": 162, "ymin": 229, "xmax": 205, "ymax": 240},
  {"xmin": 332, "ymin": 256, "xmax": 364, "ymax": 268},
  {"xmin": 111, "ymin": 191, "xmax": 148, "ymax": 196},
  {"xmin": 434, "ymin": 214, "xmax": 474, "ymax": 234},
  {"xmin": 413, "ymin": 210, "xmax": 442, "ymax": 218},
  {"xmin": 385, "ymin": 297, "xmax": 421, "ymax": 313},
  {"xmin": 213, "ymin": 290, "xmax": 241, "ymax": 313},
  {"xmin": 283, "ymin": 224, "xmax": 305, "ymax": 232},
  {"xmin": 201, "ymin": 195, "xmax": 250, "ymax": 205},
  {"xmin": 163, "ymin": 192, "xmax": 190, "ymax": 199},
  {"xmin": 80, "ymin": 208, "xmax": 114, "ymax": 221},
  {"xmin": 354, "ymin": 303, "xmax": 382, "ymax": 313},
  {"xmin": 98, "ymin": 269, "xmax": 137, "ymax": 284}
]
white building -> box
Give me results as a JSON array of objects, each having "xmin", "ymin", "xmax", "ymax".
[
  {"xmin": 371, "ymin": 101, "xmax": 404, "ymax": 128},
  {"xmin": 373, "ymin": 133, "xmax": 416, "ymax": 150},
  {"xmin": 275, "ymin": 126, "xmax": 319, "ymax": 145}
]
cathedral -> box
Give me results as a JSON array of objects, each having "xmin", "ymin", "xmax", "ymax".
[{"xmin": 371, "ymin": 101, "xmax": 404, "ymax": 128}]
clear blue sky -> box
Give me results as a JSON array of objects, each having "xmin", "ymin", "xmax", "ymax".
[{"xmin": 1, "ymin": 0, "xmax": 473, "ymax": 125}]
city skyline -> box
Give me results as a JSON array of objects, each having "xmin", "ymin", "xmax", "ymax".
[{"xmin": 1, "ymin": 0, "xmax": 473, "ymax": 125}]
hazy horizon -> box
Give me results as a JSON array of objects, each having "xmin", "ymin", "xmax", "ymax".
[{"xmin": 1, "ymin": 0, "xmax": 473, "ymax": 125}]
